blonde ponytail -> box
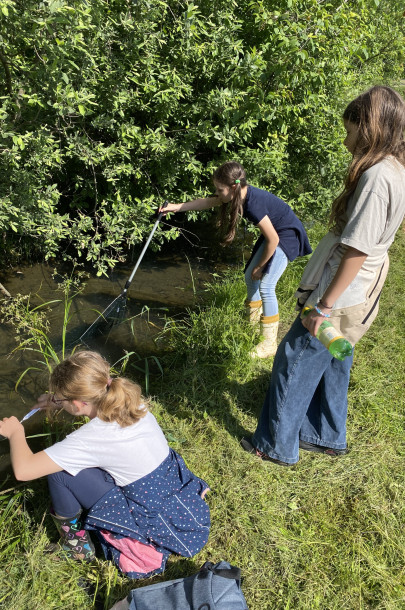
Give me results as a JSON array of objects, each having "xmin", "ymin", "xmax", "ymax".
[{"xmin": 50, "ymin": 351, "xmax": 147, "ymax": 427}]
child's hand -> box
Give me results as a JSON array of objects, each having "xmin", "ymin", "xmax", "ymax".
[
  {"xmin": 0, "ymin": 416, "xmax": 24, "ymax": 439},
  {"xmin": 158, "ymin": 203, "xmax": 177, "ymax": 214},
  {"xmin": 34, "ymin": 394, "xmax": 55, "ymax": 410},
  {"xmin": 301, "ymin": 309, "xmax": 324, "ymax": 337},
  {"xmin": 251, "ymin": 266, "xmax": 264, "ymax": 281}
]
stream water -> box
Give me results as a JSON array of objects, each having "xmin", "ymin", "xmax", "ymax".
[{"xmin": 0, "ymin": 219, "xmax": 247, "ymax": 476}]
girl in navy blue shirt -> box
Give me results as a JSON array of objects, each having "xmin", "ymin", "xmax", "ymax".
[{"xmin": 161, "ymin": 161, "xmax": 311, "ymax": 357}]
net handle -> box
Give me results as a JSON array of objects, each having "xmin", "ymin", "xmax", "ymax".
[{"xmin": 124, "ymin": 201, "xmax": 169, "ymax": 291}]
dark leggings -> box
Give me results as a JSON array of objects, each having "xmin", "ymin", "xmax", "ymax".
[{"xmin": 48, "ymin": 468, "xmax": 116, "ymax": 519}]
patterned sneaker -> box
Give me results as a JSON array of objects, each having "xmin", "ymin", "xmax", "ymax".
[
  {"xmin": 240, "ymin": 437, "xmax": 292, "ymax": 467},
  {"xmin": 299, "ymin": 440, "xmax": 348, "ymax": 456}
]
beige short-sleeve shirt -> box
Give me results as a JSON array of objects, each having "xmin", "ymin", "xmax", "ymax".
[{"xmin": 301, "ymin": 157, "xmax": 405, "ymax": 344}]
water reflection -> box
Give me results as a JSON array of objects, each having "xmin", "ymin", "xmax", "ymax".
[{"xmin": 0, "ymin": 252, "xmax": 215, "ymax": 420}]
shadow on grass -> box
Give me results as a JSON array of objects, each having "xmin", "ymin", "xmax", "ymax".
[{"xmin": 150, "ymin": 353, "xmax": 274, "ymax": 444}]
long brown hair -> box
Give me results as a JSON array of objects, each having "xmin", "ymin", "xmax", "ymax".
[
  {"xmin": 49, "ymin": 351, "xmax": 147, "ymax": 427},
  {"xmin": 212, "ymin": 161, "xmax": 247, "ymax": 245},
  {"xmin": 330, "ymin": 85, "xmax": 405, "ymax": 233}
]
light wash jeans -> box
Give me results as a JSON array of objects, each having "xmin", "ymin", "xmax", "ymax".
[
  {"xmin": 244, "ymin": 244, "xmax": 288, "ymax": 317},
  {"xmin": 252, "ymin": 315, "xmax": 354, "ymax": 464}
]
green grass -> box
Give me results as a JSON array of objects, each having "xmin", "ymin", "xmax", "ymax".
[{"xmin": 1, "ymin": 225, "xmax": 404, "ymax": 609}]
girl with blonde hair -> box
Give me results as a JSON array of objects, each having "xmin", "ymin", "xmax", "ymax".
[{"xmin": 0, "ymin": 351, "xmax": 210, "ymax": 578}]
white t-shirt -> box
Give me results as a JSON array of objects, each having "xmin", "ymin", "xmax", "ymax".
[{"xmin": 44, "ymin": 409, "xmax": 170, "ymax": 487}]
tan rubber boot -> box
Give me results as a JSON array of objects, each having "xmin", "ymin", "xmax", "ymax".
[
  {"xmin": 244, "ymin": 299, "xmax": 262, "ymax": 325},
  {"xmin": 251, "ymin": 314, "xmax": 279, "ymax": 358}
]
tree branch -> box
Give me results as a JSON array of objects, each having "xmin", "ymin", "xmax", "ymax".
[{"xmin": 0, "ymin": 47, "xmax": 12, "ymax": 95}]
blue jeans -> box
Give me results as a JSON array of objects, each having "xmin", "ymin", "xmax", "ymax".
[
  {"xmin": 252, "ymin": 315, "xmax": 354, "ymax": 464},
  {"xmin": 245, "ymin": 244, "xmax": 288, "ymax": 317},
  {"xmin": 48, "ymin": 468, "xmax": 115, "ymax": 518}
]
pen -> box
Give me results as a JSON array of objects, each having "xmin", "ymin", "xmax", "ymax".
[{"xmin": 0, "ymin": 407, "xmax": 41, "ymax": 441}]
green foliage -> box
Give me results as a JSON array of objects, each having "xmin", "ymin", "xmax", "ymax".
[
  {"xmin": 0, "ymin": 488, "xmax": 33, "ymax": 561},
  {"xmin": 0, "ymin": 273, "xmax": 85, "ymax": 379},
  {"xmin": 164, "ymin": 271, "xmax": 256, "ymax": 377},
  {"xmin": 0, "ymin": 0, "xmax": 404, "ymax": 271}
]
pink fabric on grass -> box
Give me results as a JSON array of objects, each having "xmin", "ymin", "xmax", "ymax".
[{"xmin": 101, "ymin": 530, "xmax": 164, "ymax": 574}]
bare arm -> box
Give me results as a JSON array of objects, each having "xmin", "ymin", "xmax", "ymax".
[
  {"xmin": 302, "ymin": 246, "xmax": 368, "ymax": 336},
  {"xmin": 0, "ymin": 416, "xmax": 62, "ymax": 481},
  {"xmin": 251, "ymin": 216, "xmax": 280, "ymax": 280},
  {"xmin": 159, "ymin": 196, "xmax": 222, "ymax": 214}
]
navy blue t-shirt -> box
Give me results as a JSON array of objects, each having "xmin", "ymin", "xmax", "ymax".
[{"xmin": 243, "ymin": 185, "xmax": 311, "ymax": 271}]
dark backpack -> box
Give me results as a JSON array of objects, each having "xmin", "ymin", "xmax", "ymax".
[{"xmin": 126, "ymin": 561, "xmax": 248, "ymax": 609}]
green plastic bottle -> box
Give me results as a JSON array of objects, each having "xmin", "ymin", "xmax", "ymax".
[{"xmin": 302, "ymin": 307, "xmax": 353, "ymax": 361}]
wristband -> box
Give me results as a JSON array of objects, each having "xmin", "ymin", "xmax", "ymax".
[
  {"xmin": 319, "ymin": 298, "xmax": 332, "ymax": 309},
  {"xmin": 314, "ymin": 304, "xmax": 331, "ymax": 318}
]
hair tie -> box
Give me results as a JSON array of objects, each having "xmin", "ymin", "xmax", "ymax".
[
  {"xmin": 106, "ymin": 378, "xmax": 113, "ymax": 390},
  {"xmin": 235, "ymin": 179, "xmax": 240, "ymax": 184}
]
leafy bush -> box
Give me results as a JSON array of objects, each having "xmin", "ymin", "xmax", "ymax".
[{"xmin": 0, "ymin": 0, "xmax": 403, "ymax": 271}]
